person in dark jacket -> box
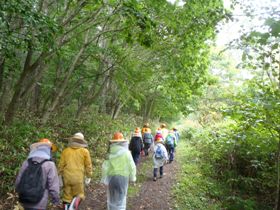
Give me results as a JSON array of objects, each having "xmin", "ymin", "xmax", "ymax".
[
  {"xmin": 15, "ymin": 138, "xmax": 60, "ymax": 210},
  {"xmin": 129, "ymin": 128, "xmax": 143, "ymax": 165}
]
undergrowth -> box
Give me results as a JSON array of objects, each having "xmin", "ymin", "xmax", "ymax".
[{"xmin": 173, "ymin": 139, "xmax": 224, "ymax": 210}]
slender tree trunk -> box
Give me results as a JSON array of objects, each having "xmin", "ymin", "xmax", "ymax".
[
  {"xmin": 111, "ymin": 100, "xmax": 124, "ymax": 120},
  {"xmin": 41, "ymin": 31, "xmax": 89, "ymax": 124},
  {"xmin": 4, "ymin": 47, "xmax": 33, "ymax": 124},
  {"xmin": 142, "ymin": 98, "xmax": 154, "ymax": 123}
]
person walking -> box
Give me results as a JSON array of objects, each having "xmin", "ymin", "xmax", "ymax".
[
  {"xmin": 173, "ymin": 127, "xmax": 180, "ymax": 143},
  {"xmin": 154, "ymin": 127, "xmax": 164, "ymax": 141},
  {"xmin": 165, "ymin": 130, "xmax": 177, "ymax": 163},
  {"xmin": 142, "ymin": 128, "xmax": 154, "ymax": 156},
  {"xmin": 152, "ymin": 136, "xmax": 168, "ymax": 181},
  {"xmin": 58, "ymin": 132, "xmax": 93, "ymax": 209},
  {"xmin": 15, "ymin": 138, "xmax": 60, "ymax": 210},
  {"xmin": 129, "ymin": 128, "xmax": 143, "ymax": 165},
  {"xmin": 160, "ymin": 123, "xmax": 169, "ymax": 140},
  {"xmin": 101, "ymin": 132, "xmax": 136, "ymax": 210}
]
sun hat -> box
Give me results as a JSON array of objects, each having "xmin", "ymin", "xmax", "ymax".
[
  {"xmin": 160, "ymin": 123, "xmax": 166, "ymax": 128},
  {"xmin": 30, "ymin": 138, "xmax": 58, "ymax": 152},
  {"xmin": 110, "ymin": 132, "xmax": 127, "ymax": 143},
  {"xmin": 68, "ymin": 132, "xmax": 88, "ymax": 147},
  {"xmin": 143, "ymin": 123, "xmax": 149, "ymax": 127}
]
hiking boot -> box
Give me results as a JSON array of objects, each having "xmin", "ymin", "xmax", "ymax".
[
  {"xmin": 153, "ymin": 177, "xmax": 157, "ymax": 181},
  {"xmin": 159, "ymin": 175, "xmax": 163, "ymax": 178}
]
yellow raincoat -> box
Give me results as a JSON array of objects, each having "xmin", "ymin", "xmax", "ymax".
[{"xmin": 59, "ymin": 147, "xmax": 92, "ymax": 203}]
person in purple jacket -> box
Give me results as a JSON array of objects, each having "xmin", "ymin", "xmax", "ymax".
[{"xmin": 15, "ymin": 138, "xmax": 60, "ymax": 210}]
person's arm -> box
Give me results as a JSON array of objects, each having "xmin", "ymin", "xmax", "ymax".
[
  {"xmin": 15, "ymin": 160, "xmax": 28, "ymax": 189},
  {"xmin": 84, "ymin": 149, "xmax": 93, "ymax": 177},
  {"xmin": 128, "ymin": 153, "xmax": 136, "ymax": 182},
  {"xmin": 129, "ymin": 138, "xmax": 133, "ymax": 151},
  {"xmin": 58, "ymin": 150, "xmax": 66, "ymax": 175},
  {"xmin": 47, "ymin": 162, "xmax": 60, "ymax": 205},
  {"xmin": 163, "ymin": 145, "xmax": 168, "ymax": 160}
]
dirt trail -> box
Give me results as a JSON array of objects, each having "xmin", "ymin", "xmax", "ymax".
[{"xmin": 79, "ymin": 155, "xmax": 179, "ymax": 210}]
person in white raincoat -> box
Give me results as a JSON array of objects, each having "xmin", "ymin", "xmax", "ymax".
[
  {"xmin": 152, "ymin": 136, "xmax": 168, "ymax": 181},
  {"xmin": 101, "ymin": 132, "xmax": 136, "ymax": 210}
]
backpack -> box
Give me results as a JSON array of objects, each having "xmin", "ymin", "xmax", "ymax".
[
  {"xmin": 143, "ymin": 133, "xmax": 153, "ymax": 144},
  {"xmin": 166, "ymin": 135, "xmax": 174, "ymax": 146},
  {"xmin": 16, "ymin": 158, "xmax": 50, "ymax": 204},
  {"xmin": 155, "ymin": 146, "xmax": 164, "ymax": 159}
]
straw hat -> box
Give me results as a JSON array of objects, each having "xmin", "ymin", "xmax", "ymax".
[
  {"xmin": 69, "ymin": 132, "xmax": 88, "ymax": 145},
  {"xmin": 110, "ymin": 132, "xmax": 127, "ymax": 143},
  {"xmin": 160, "ymin": 123, "xmax": 166, "ymax": 128},
  {"xmin": 30, "ymin": 138, "xmax": 57, "ymax": 152}
]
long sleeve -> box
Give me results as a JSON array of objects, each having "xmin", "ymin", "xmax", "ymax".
[
  {"xmin": 128, "ymin": 152, "xmax": 136, "ymax": 182},
  {"xmin": 84, "ymin": 149, "xmax": 93, "ymax": 177},
  {"xmin": 47, "ymin": 163, "xmax": 60, "ymax": 205},
  {"xmin": 15, "ymin": 160, "xmax": 28, "ymax": 189},
  {"xmin": 58, "ymin": 150, "xmax": 65, "ymax": 175}
]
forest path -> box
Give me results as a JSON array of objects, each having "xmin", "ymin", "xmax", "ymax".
[{"xmin": 79, "ymin": 152, "xmax": 180, "ymax": 210}]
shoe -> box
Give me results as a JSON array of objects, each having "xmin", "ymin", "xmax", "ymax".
[
  {"xmin": 153, "ymin": 177, "xmax": 157, "ymax": 181},
  {"xmin": 159, "ymin": 175, "xmax": 163, "ymax": 178}
]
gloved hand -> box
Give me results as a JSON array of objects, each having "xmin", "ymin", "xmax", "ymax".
[
  {"xmin": 59, "ymin": 175, "xmax": 63, "ymax": 187},
  {"xmin": 85, "ymin": 177, "xmax": 91, "ymax": 186}
]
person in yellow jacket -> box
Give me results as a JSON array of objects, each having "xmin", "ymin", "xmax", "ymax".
[{"xmin": 58, "ymin": 132, "xmax": 93, "ymax": 209}]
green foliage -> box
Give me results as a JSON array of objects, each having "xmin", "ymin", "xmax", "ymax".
[{"xmin": 173, "ymin": 140, "xmax": 223, "ymax": 210}]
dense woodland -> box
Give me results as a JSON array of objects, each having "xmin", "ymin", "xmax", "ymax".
[{"xmin": 0, "ymin": 0, "xmax": 279, "ymax": 209}]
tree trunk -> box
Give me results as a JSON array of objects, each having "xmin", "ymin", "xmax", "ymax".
[
  {"xmin": 41, "ymin": 31, "xmax": 89, "ymax": 124},
  {"xmin": 4, "ymin": 47, "xmax": 33, "ymax": 124},
  {"xmin": 142, "ymin": 98, "xmax": 154, "ymax": 123}
]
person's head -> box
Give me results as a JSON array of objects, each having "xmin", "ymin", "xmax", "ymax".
[
  {"xmin": 30, "ymin": 138, "xmax": 57, "ymax": 152},
  {"xmin": 155, "ymin": 136, "xmax": 163, "ymax": 144},
  {"xmin": 68, "ymin": 132, "xmax": 88, "ymax": 147},
  {"xmin": 110, "ymin": 132, "xmax": 127, "ymax": 143},
  {"xmin": 133, "ymin": 128, "xmax": 141, "ymax": 137},
  {"xmin": 156, "ymin": 127, "xmax": 162, "ymax": 134},
  {"xmin": 160, "ymin": 123, "xmax": 166, "ymax": 128},
  {"xmin": 143, "ymin": 123, "xmax": 149, "ymax": 128},
  {"xmin": 173, "ymin": 127, "xmax": 177, "ymax": 131},
  {"xmin": 135, "ymin": 127, "xmax": 141, "ymax": 132}
]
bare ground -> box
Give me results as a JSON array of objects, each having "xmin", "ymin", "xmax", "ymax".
[{"xmin": 79, "ymin": 155, "xmax": 179, "ymax": 210}]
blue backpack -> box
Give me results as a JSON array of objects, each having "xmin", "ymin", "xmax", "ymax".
[{"xmin": 155, "ymin": 146, "xmax": 164, "ymax": 159}]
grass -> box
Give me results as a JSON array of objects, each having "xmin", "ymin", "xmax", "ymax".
[
  {"xmin": 173, "ymin": 139, "xmax": 224, "ymax": 210},
  {"xmin": 127, "ymin": 155, "xmax": 153, "ymax": 198}
]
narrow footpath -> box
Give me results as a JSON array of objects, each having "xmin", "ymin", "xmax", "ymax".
[{"xmin": 78, "ymin": 154, "xmax": 180, "ymax": 210}]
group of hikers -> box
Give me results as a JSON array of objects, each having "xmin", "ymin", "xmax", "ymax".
[{"xmin": 15, "ymin": 123, "xmax": 179, "ymax": 210}]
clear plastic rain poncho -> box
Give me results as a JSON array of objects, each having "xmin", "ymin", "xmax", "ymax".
[
  {"xmin": 101, "ymin": 142, "xmax": 136, "ymax": 210},
  {"xmin": 151, "ymin": 142, "xmax": 168, "ymax": 168}
]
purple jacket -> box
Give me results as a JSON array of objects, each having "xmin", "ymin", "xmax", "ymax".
[{"xmin": 15, "ymin": 146, "xmax": 60, "ymax": 209}]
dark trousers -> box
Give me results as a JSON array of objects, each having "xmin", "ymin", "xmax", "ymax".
[
  {"xmin": 144, "ymin": 143, "xmax": 151, "ymax": 156},
  {"xmin": 153, "ymin": 166, "xmax": 163, "ymax": 177},
  {"xmin": 131, "ymin": 152, "xmax": 140, "ymax": 165},
  {"xmin": 166, "ymin": 145, "xmax": 175, "ymax": 162}
]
